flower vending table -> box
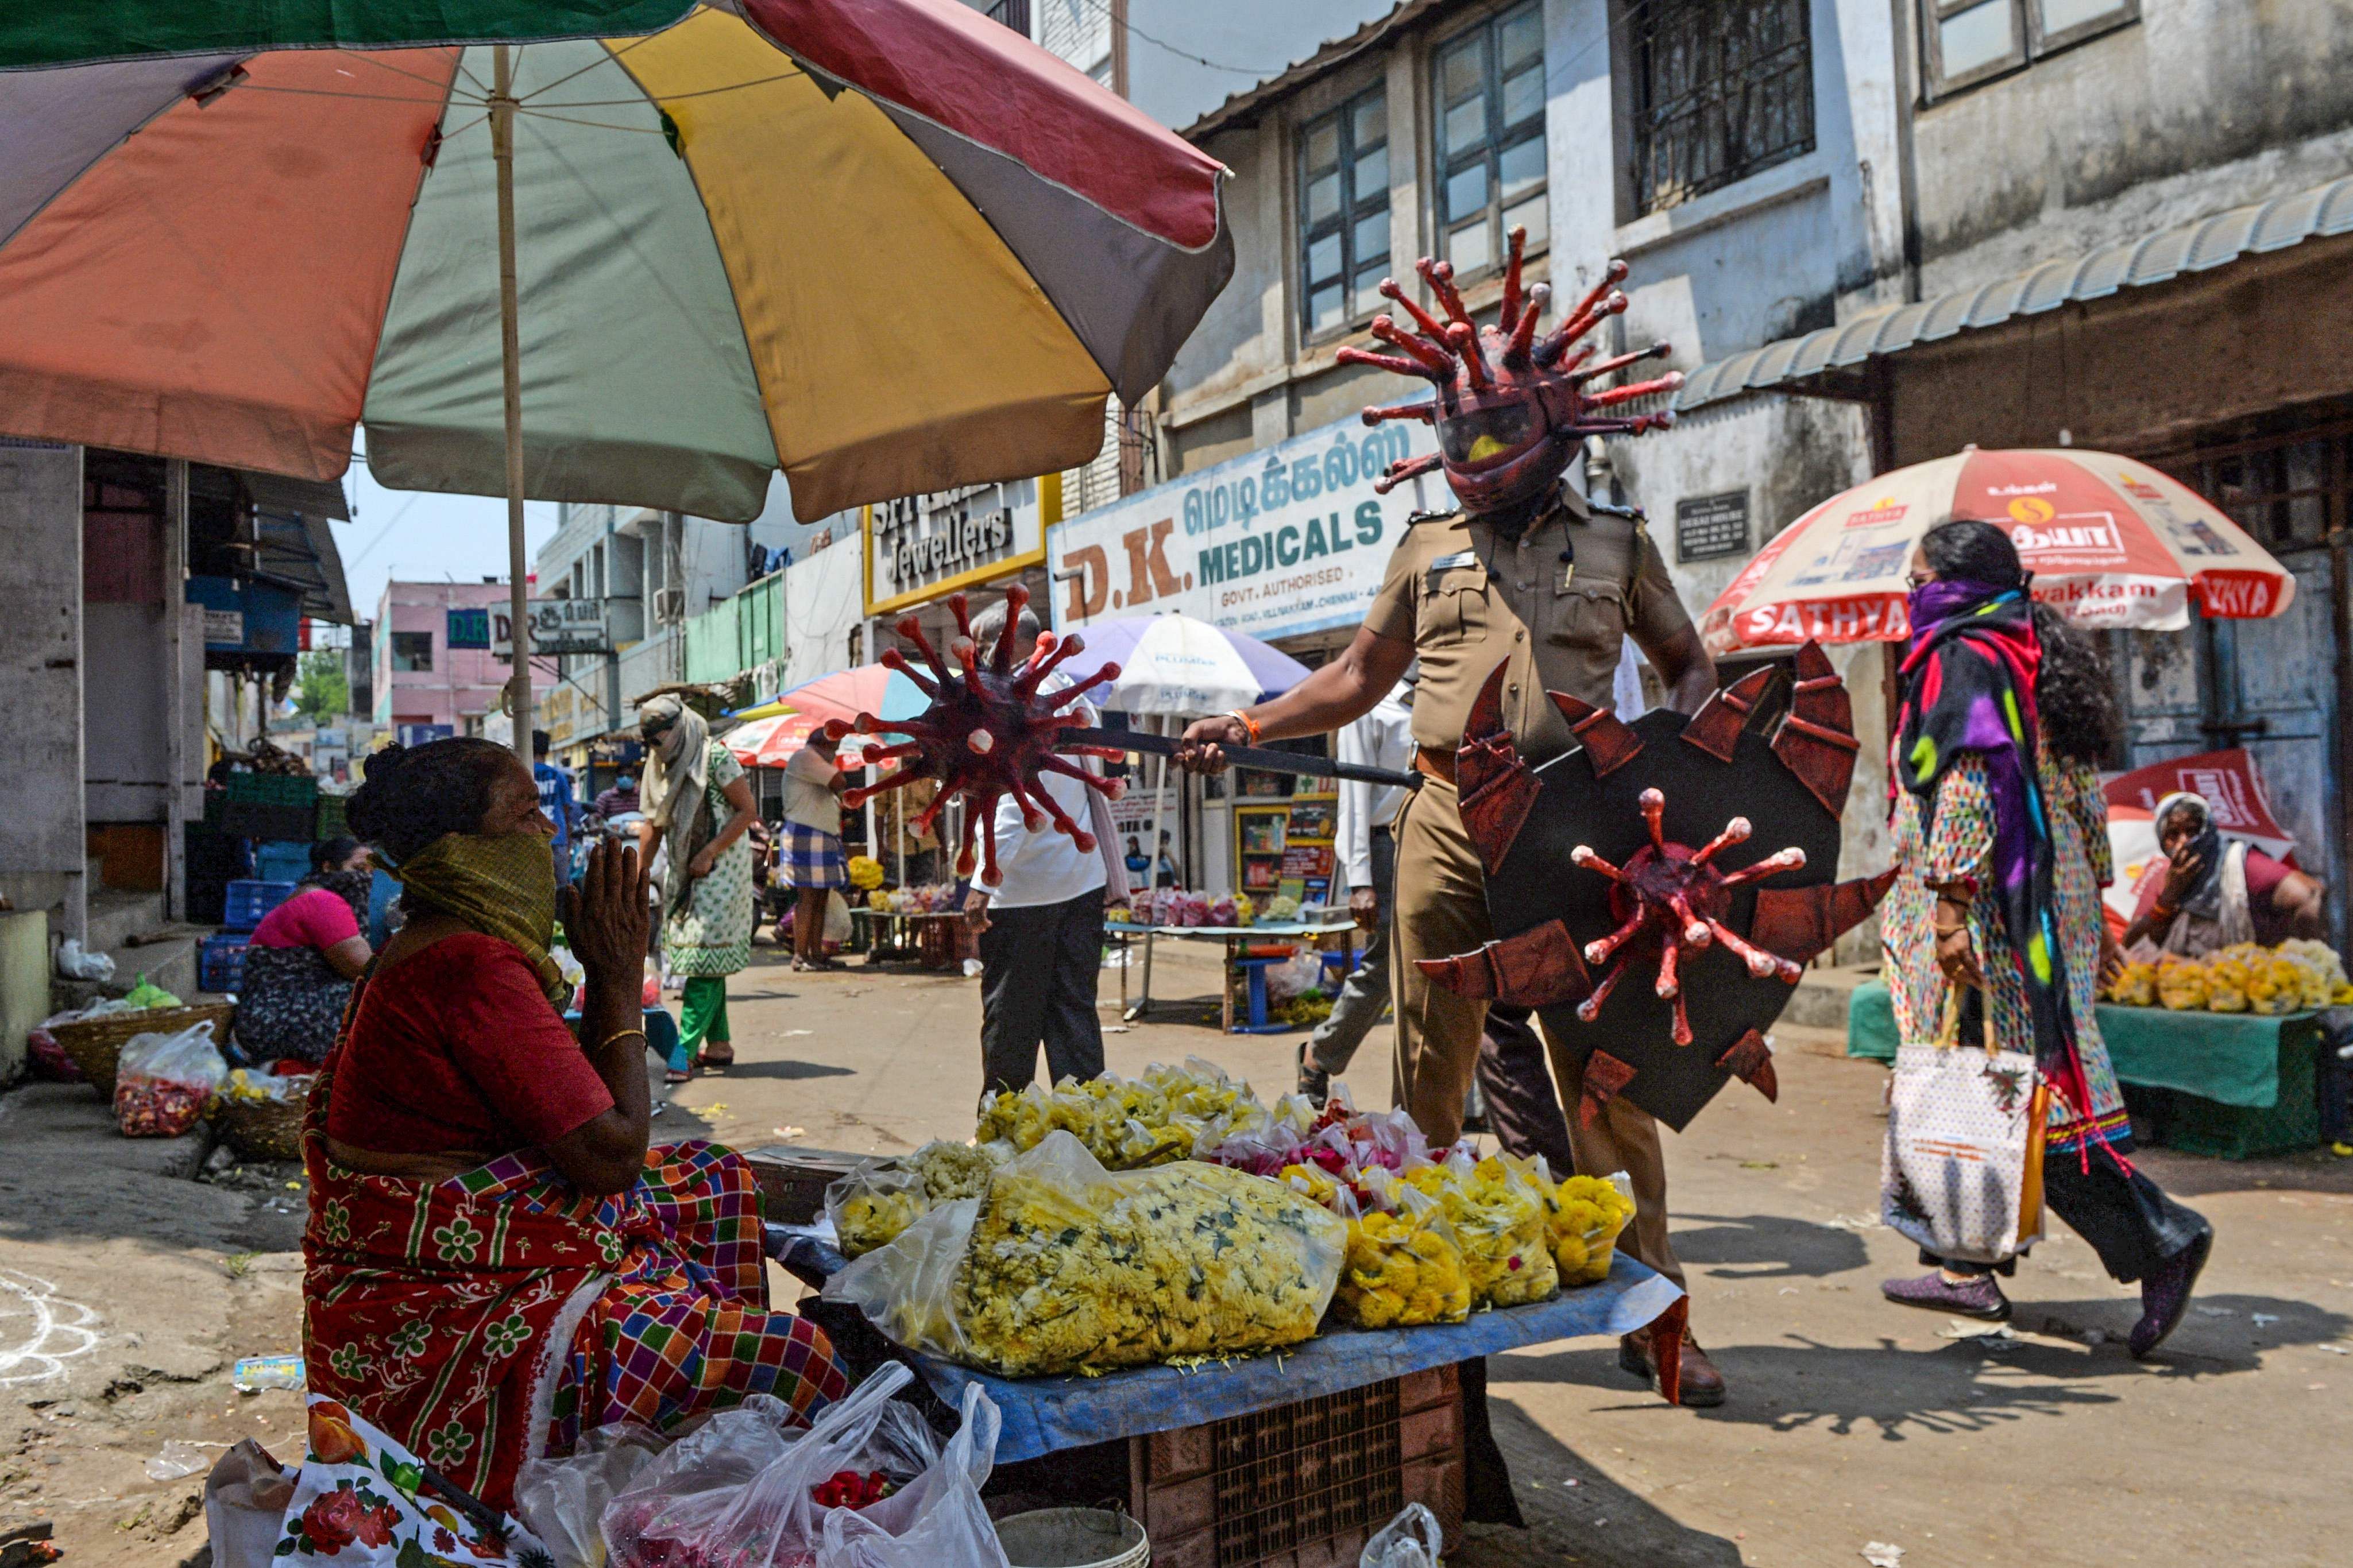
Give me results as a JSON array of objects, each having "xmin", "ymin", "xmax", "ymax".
[{"xmin": 1105, "ymin": 917, "xmax": 1359, "ymax": 1034}]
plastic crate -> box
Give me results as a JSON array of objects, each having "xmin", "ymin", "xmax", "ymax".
[
  {"xmin": 199, "ymin": 932, "xmax": 251, "ymax": 992},
  {"xmin": 218, "ymin": 799, "xmax": 316, "ymax": 841},
  {"xmin": 253, "ymin": 840, "xmax": 312, "ymax": 884},
  {"xmin": 315, "ymin": 792, "xmax": 350, "ymax": 841},
  {"xmin": 223, "ymin": 879, "xmax": 297, "ymax": 932}
]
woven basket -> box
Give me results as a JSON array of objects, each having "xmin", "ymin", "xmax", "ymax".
[
  {"xmin": 51, "ymin": 1002, "xmax": 235, "ymax": 1101},
  {"xmin": 215, "ymin": 1093, "xmax": 308, "ymax": 1163}
]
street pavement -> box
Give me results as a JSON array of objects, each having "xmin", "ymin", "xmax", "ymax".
[{"xmin": 4, "ymin": 936, "xmax": 2348, "ymax": 1566}]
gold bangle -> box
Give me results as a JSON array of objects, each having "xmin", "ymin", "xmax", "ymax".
[{"xmin": 594, "ymin": 1027, "xmax": 649, "ymax": 1054}]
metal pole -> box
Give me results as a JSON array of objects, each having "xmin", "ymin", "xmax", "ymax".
[{"xmin": 492, "ymin": 44, "xmax": 532, "ymax": 764}]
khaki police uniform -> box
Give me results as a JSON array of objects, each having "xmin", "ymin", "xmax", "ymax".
[{"xmin": 1362, "ymin": 482, "xmax": 1695, "ymax": 1287}]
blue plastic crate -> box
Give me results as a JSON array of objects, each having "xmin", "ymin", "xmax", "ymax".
[
  {"xmin": 222, "ymin": 879, "xmax": 296, "ymax": 932},
  {"xmin": 199, "ymin": 932, "xmax": 251, "ymax": 992},
  {"xmin": 253, "ymin": 840, "xmax": 311, "ymax": 884}
]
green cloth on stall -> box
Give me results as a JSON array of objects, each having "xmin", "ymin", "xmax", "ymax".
[{"xmin": 1846, "ymin": 977, "xmax": 2325, "ymax": 1159}]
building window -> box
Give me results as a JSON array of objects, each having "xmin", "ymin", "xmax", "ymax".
[
  {"xmin": 984, "ymin": 0, "xmax": 1030, "ymax": 38},
  {"xmin": 1298, "ymin": 86, "xmax": 1390, "ymax": 337},
  {"xmin": 1626, "ymin": 0, "xmax": 1813, "ymax": 218},
  {"xmin": 1432, "ymin": 3, "xmax": 1546, "ymax": 278},
  {"xmin": 390, "ymin": 631, "xmax": 434, "ymax": 672},
  {"xmin": 1922, "ymin": 0, "xmax": 2137, "ymax": 99}
]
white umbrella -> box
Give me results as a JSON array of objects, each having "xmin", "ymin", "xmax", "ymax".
[{"xmin": 1070, "ymin": 613, "xmax": 1312, "ymax": 717}]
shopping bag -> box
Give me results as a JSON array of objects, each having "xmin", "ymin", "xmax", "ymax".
[
  {"xmin": 1879, "ymin": 989, "xmax": 2047, "ymax": 1265},
  {"xmin": 113, "ymin": 1020, "xmax": 227, "ymax": 1136},
  {"xmin": 273, "ymin": 1395, "xmax": 549, "ymax": 1565}
]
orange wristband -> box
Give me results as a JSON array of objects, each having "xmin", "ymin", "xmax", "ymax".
[{"xmin": 1225, "ymin": 708, "xmax": 1262, "ymax": 744}]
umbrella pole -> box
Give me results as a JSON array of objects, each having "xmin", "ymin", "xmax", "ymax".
[{"xmin": 492, "ymin": 44, "xmax": 532, "ymax": 765}]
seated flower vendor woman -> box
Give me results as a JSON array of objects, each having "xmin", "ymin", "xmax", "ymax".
[
  {"xmin": 304, "ymin": 738, "xmax": 845, "ymax": 1508},
  {"xmin": 2120, "ymin": 791, "xmax": 2326, "ymax": 956}
]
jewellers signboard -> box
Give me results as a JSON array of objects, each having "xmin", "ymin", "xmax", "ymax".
[
  {"xmin": 493, "ymin": 597, "xmax": 611, "ymax": 659},
  {"xmin": 1048, "ymin": 416, "xmax": 1439, "ymax": 643},
  {"xmin": 864, "ymin": 478, "xmax": 1045, "ymax": 617}
]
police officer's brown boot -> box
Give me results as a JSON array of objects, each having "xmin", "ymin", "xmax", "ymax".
[{"xmin": 1618, "ymin": 1323, "xmax": 1726, "ymax": 1407}]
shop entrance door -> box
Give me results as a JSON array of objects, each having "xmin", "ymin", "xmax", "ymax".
[{"xmin": 2152, "ymin": 427, "xmax": 2351, "ymax": 944}]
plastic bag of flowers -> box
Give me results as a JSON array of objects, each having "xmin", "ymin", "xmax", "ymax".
[
  {"xmin": 825, "ymin": 1142, "xmax": 1008, "ymax": 1259},
  {"xmin": 1330, "ymin": 1176, "xmax": 1471, "ymax": 1330},
  {"xmin": 824, "ymin": 1131, "xmax": 1345, "ymax": 1377},
  {"xmin": 1401, "ymin": 1148, "xmax": 1558, "ymax": 1308},
  {"xmin": 603, "ymin": 1364, "xmax": 1011, "ymax": 1568},
  {"xmin": 1524, "ymin": 1160, "xmax": 1636, "ymax": 1286}
]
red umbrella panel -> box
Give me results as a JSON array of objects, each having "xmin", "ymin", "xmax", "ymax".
[{"xmin": 1702, "ymin": 447, "xmax": 2296, "ymax": 655}]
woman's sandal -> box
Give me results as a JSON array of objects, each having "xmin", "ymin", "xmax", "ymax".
[
  {"xmin": 699, "ymin": 1043, "xmax": 735, "ymax": 1071},
  {"xmin": 664, "ymin": 1067, "xmax": 693, "ymax": 1086}
]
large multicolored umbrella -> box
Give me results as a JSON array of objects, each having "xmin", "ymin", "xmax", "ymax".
[
  {"xmin": 0, "ymin": 0, "xmax": 1230, "ymax": 522},
  {"xmin": 1701, "ymin": 447, "xmax": 2296, "ymax": 655},
  {"xmin": 1, "ymin": 1, "xmax": 1232, "ymax": 755}
]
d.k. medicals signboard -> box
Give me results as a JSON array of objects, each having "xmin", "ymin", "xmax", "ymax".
[{"xmin": 1047, "ymin": 415, "xmax": 1440, "ymax": 641}]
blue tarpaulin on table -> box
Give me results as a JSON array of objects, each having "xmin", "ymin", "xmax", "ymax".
[{"xmin": 907, "ymin": 1257, "xmax": 1682, "ymax": 1464}]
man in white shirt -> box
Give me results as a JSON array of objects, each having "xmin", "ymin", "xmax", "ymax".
[
  {"xmin": 1298, "ymin": 669, "xmax": 1417, "ymax": 1101},
  {"xmin": 779, "ymin": 729, "xmax": 850, "ymax": 971},
  {"xmin": 962, "ymin": 599, "xmax": 1128, "ymax": 1094}
]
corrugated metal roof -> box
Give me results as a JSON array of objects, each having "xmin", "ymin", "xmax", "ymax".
[{"xmin": 1677, "ymin": 172, "xmax": 2353, "ymax": 410}]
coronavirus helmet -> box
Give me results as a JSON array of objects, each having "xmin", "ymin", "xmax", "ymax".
[{"xmin": 1338, "ymin": 229, "xmax": 1682, "ymax": 517}]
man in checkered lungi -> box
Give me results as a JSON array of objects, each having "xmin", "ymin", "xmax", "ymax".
[{"xmin": 779, "ymin": 729, "xmax": 850, "ymax": 971}]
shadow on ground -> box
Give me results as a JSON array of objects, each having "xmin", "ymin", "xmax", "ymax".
[
  {"xmin": 705, "ymin": 1058, "xmax": 856, "ymax": 1082},
  {"xmin": 1455, "ymin": 1396, "xmax": 1744, "ymax": 1566},
  {"xmin": 1670, "ymin": 1213, "xmax": 1872, "ymax": 1280},
  {"xmin": 1497, "ymin": 1285, "xmax": 2351, "ymax": 1443}
]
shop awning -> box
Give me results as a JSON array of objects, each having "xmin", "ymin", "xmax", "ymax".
[
  {"xmin": 243, "ymin": 472, "xmax": 355, "ymax": 624},
  {"xmin": 1677, "ymin": 172, "xmax": 2353, "ymax": 411}
]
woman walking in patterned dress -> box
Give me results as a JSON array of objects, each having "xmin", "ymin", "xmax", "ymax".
[
  {"xmin": 637, "ymin": 694, "xmax": 759, "ymax": 1083},
  {"xmin": 1877, "ymin": 520, "xmax": 2212, "ymax": 1356}
]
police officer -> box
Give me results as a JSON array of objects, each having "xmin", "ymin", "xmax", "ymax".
[{"xmin": 1178, "ymin": 241, "xmax": 1726, "ymax": 1404}]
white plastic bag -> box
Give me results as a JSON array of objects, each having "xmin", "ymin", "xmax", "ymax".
[
  {"xmin": 1359, "ymin": 1502, "xmax": 1443, "ymax": 1568},
  {"xmin": 813, "ymin": 1385, "xmax": 1009, "ymax": 1568},
  {"xmin": 113, "ymin": 1020, "xmax": 227, "ymax": 1136},
  {"xmin": 1263, "ymin": 950, "xmax": 1326, "ymax": 1002},
  {"xmin": 602, "ymin": 1364, "xmax": 946, "ymax": 1568},
  {"xmin": 204, "ymin": 1439, "xmax": 295, "ymax": 1568},
  {"xmin": 515, "ymin": 1423, "xmax": 664, "ymax": 1568}
]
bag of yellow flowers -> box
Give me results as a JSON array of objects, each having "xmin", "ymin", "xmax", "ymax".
[
  {"xmin": 2154, "ymin": 957, "xmax": 2208, "ymax": 1011},
  {"xmin": 826, "ymin": 1141, "xmax": 1010, "ymax": 1258},
  {"xmin": 1531, "ymin": 1163, "xmax": 1636, "ymax": 1286},
  {"xmin": 825, "ymin": 1130, "xmax": 1346, "ymax": 1377},
  {"xmin": 2203, "ymin": 954, "xmax": 2251, "ymax": 1013},
  {"xmin": 1327, "ymin": 1175, "xmax": 1471, "ymax": 1330},
  {"xmin": 2103, "ymin": 959, "xmax": 2157, "ymax": 1008},
  {"xmin": 1400, "ymin": 1149, "xmax": 1558, "ymax": 1308}
]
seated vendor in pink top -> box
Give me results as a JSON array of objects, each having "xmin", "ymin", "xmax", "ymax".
[
  {"xmin": 2120, "ymin": 791, "xmax": 2326, "ymax": 956},
  {"xmin": 234, "ymin": 837, "xmax": 373, "ymax": 1064}
]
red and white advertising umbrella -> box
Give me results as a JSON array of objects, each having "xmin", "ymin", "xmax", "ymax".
[{"xmin": 1701, "ymin": 447, "xmax": 2297, "ymax": 655}]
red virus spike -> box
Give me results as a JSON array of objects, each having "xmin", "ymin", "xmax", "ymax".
[
  {"xmin": 1575, "ymin": 954, "xmax": 1631, "ymax": 1023},
  {"xmin": 1377, "ymin": 275, "xmax": 1452, "ymax": 342},
  {"xmin": 1536, "ymin": 289, "xmax": 1628, "ymax": 366},
  {"xmin": 1654, "ymin": 930, "xmax": 1682, "ymax": 998},
  {"xmin": 1556, "ymin": 343, "xmax": 1597, "ymax": 375},
  {"xmin": 1704, "ymin": 918, "xmax": 1804, "ymax": 984},
  {"xmin": 1370, "ymin": 315, "xmax": 1458, "ymax": 377},
  {"xmin": 1556, "ymin": 258, "xmax": 1631, "ymax": 344},
  {"xmin": 1717, "ymin": 846, "xmax": 1806, "ymax": 888},
  {"xmin": 1689, "ymin": 815, "xmax": 1752, "ymax": 868},
  {"xmin": 1336, "ymin": 345, "xmax": 1446, "ymax": 382},
  {"xmin": 1638, "ymin": 788, "xmax": 1668, "ymax": 854},
  {"xmin": 894, "ymin": 615, "xmax": 953, "ymax": 684},
  {"xmin": 842, "ymin": 766, "xmax": 928, "ymax": 808},
  {"xmin": 1586, "ymin": 371, "xmax": 1686, "ymax": 409},
  {"xmin": 946, "ymin": 591, "xmax": 976, "ymax": 645},
  {"xmin": 1502, "ymin": 281, "xmax": 1550, "ymax": 367},
  {"xmin": 1003, "ymin": 776, "xmax": 1048, "ymax": 831},
  {"xmin": 1370, "ymin": 453, "xmax": 1447, "ymax": 495},
  {"xmin": 952, "ymin": 791, "xmax": 986, "ymax": 876},
  {"xmin": 1569, "ymin": 844, "xmax": 1627, "ymax": 883},
  {"xmin": 1425, "ymin": 258, "xmax": 1473, "ymax": 324},
  {"xmin": 1669, "ymin": 990, "xmax": 1694, "ymax": 1047},
  {"xmin": 1013, "ymin": 629, "xmax": 1084, "ymax": 699},
  {"xmin": 913, "ymin": 792, "xmax": 951, "ymax": 838},
  {"xmin": 1361, "ymin": 399, "xmax": 1438, "ymax": 427},
  {"xmin": 1570, "ymin": 341, "xmax": 1672, "ymax": 386},
  {"xmin": 950, "ymin": 635, "xmax": 983, "ymax": 686},
  {"xmin": 1022, "ymin": 771, "xmax": 1095, "ymax": 849},
  {"xmin": 1444, "ymin": 322, "xmax": 1491, "ymax": 389},
  {"xmin": 1042, "ymin": 662, "xmax": 1120, "ymax": 711},
  {"xmin": 1583, "ymin": 905, "xmax": 1649, "ymax": 969},
  {"xmin": 1667, "ymin": 891, "xmax": 1711, "ymax": 946},
  {"xmin": 856, "ymin": 741, "xmax": 925, "ymax": 766},
  {"xmin": 1572, "ymin": 411, "xmax": 1676, "ymax": 438},
  {"xmin": 1497, "ymin": 224, "xmax": 1529, "ymax": 333},
  {"xmin": 991, "ymin": 582, "xmax": 1029, "ymax": 673},
  {"xmin": 877, "ymin": 646, "xmax": 938, "ymax": 698}
]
